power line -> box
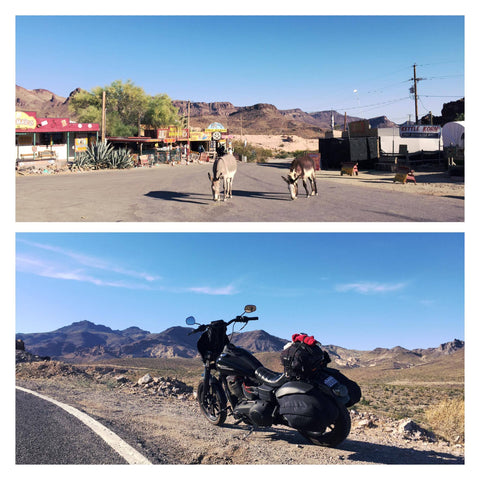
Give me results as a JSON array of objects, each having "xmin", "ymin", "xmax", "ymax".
[
  {"xmin": 420, "ymin": 95, "xmax": 464, "ymax": 98},
  {"xmin": 338, "ymin": 96, "xmax": 410, "ymax": 112}
]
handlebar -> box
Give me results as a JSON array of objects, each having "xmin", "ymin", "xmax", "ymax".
[
  {"xmin": 228, "ymin": 315, "xmax": 259, "ymax": 324},
  {"xmin": 187, "ymin": 315, "xmax": 258, "ymax": 335}
]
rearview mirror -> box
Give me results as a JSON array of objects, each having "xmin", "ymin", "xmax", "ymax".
[
  {"xmin": 244, "ymin": 305, "xmax": 256, "ymax": 313},
  {"xmin": 185, "ymin": 316, "xmax": 196, "ymax": 325}
]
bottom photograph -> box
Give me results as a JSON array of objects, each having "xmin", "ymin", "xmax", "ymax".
[{"xmin": 15, "ymin": 232, "xmax": 465, "ymax": 466}]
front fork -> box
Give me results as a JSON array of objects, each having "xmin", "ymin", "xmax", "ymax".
[{"xmin": 201, "ymin": 362, "xmax": 212, "ymax": 407}]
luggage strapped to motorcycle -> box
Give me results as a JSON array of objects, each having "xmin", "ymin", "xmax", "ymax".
[{"xmin": 281, "ymin": 333, "xmax": 330, "ymax": 380}]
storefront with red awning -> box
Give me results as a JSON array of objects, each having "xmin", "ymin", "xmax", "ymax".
[{"xmin": 16, "ymin": 111, "xmax": 100, "ymax": 167}]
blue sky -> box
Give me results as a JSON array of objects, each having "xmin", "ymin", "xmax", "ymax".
[
  {"xmin": 15, "ymin": 14, "xmax": 464, "ymax": 124},
  {"xmin": 15, "ymin": 232, "xmax": 464, "ymax": 351}
]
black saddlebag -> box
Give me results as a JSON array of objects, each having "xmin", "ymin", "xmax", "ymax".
[
  {"xmin": 277, "ymin": 382, "xmax": 339, "ymax": 431},
  {"xmin": 323, "ymin": 368, "xmax": 361, "ymax": 407}
]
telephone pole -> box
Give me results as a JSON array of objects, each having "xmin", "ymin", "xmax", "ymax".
[
  {"xmin": 101, "ymin": 90, "xmax": 106, "ymax": 142},
  {"xmin": 187, "ymin": 100, "xmax": 190, "ymax": 159},
  {"xmin": 410, "ymin": 64, "xmax": 425, "ymax": 124}
]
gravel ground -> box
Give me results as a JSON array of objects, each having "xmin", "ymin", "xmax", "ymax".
[{"xmin": 15, "ymin": 375, "xmax": 464, "ymax": 465}]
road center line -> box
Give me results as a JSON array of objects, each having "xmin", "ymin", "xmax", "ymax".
[{"xmin": 16, "ymin": 386, "xmax": 151, "ymax": 465}]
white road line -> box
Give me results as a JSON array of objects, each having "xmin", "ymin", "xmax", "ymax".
[{"xmin": 16, "ymin": 386, "xmax": 151, "ymax": 465}]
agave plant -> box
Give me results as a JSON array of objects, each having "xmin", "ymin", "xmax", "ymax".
[
  {"xmin": 81, "ymin": 142, "xmax": 114, "ymax": 169},
  {"xmin": 73, "ymin": 151, "xmax": 93, "ymax": 170},
  {"xmin": 108, "ymin": 148, "xmax": 134, "ymax": 169}
]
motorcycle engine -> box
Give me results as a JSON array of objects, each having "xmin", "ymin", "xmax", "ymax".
[
  {"xmin": 227, "ymin": 376, "xmax": 276, "ymax": 427},
  {"xmin": 232, "ymin": 400, "xmax": 274, "ymax": 427}
]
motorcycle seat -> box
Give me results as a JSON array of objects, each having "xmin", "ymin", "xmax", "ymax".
[{"xmin": 254, "ymin": 367, "xmax": 287, "ymax": 388}]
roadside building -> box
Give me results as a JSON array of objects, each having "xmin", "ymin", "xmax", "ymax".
[
  {"xmin": 319, "ymin": 120, "xmax": 444, "ymax": 171},
  {"xmin": 16, "ymin": 111, "xmax": 99, "ymax": 169}
]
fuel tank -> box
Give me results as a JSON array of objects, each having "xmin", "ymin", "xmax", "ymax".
[{"xmin": 216, "ymin": 343, "xmax": 263, "ymax": 378}]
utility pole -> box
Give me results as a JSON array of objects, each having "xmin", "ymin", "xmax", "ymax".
[
  {"xmin": 413, "ymin": 64, "xmax": 419, "ymax": 124},
  {"xmin": 410, "ymin": 64, "xmax": 424, "ymax": 124},
  {"xmin": 187, "ymin": 100, "xmax": 190, "ymax": 160},
  {"xmin": 101, "ymin": 90, "xmax": 106, "ymax": 143}
]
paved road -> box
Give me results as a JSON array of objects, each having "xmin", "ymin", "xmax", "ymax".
[
  {"xmin": 16, "ymin": 389, "xmax": 130, "ymax": 464},
  {"xmin": 16, "ymin": 161, "xmax": 464, "ymax": 222}
]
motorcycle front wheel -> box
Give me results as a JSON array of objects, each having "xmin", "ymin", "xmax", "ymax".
[
  {"xmin": 299, "ymin": 403, "xmax": 351, "ymax": 448},
  {"xmin": 197, "ymin": 380, "xmax": 227, "ymax": 426}
]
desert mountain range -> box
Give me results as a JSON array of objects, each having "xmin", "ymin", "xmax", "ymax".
[
  {"xmin": 15, "ymin": 85, "xmax": 397, "ymax": 137},
  {"xmin": 16, "ymin": 320, "xmax": 464, "ymax": 370}
]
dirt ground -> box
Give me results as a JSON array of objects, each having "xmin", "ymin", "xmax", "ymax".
[
  {"xmin": 15, "ymin": 361, "xmax": 465, "ymax": 465},
  {"xmin": 232, "ymin": 134, "xmax": 319, "ymax": 153}
]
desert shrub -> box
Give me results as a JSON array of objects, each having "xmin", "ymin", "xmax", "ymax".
[
  {"xmin": 425, "ymin": 398, "xmax": 464, "ymax": 443},
  {"xmin": 232, "ymin": 140, "xmax": 273, "ymax": 163},
  {"xmin": 274, "ymin": 151, "xmax": 291, "ymax": 159},
  {"xmin": 292, "ymin": 150, "xmax": 317, "ymax": 159}
]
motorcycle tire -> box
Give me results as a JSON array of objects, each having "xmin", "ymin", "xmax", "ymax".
[
  {"xmin": 298, "ymin": 402, "xmax": 351, "ymax": 448},
  {"xmin": 197, "ymin": 380, "xmax": 227, "ymax": 426}
]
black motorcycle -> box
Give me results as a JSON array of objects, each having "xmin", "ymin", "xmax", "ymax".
[{"xmin": 186, "ymin": 305, "xmax": 360, "ymax": 447}]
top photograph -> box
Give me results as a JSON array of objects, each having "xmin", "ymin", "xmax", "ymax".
[{"xmin": 15, "ymin": 15, "xmax": 464, "ymax": 222}]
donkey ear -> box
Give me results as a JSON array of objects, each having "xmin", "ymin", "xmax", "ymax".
[{"xmin": 281, "ymin": 176, "xmax": 289, "ymax": 183}]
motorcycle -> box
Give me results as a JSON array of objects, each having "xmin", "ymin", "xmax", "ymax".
[{"xmin": 186, "ymin": 305, "xmax": 360, "ymax": 447}]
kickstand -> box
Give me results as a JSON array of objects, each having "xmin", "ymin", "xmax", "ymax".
[{"xmin": 243, "ymin": 426, "xmax": 255, "ymax": 440}]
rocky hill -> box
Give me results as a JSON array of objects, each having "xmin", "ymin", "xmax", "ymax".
[
  {"xmin": 15, "ymin": 85, "xmax": 79, "ymax": 118},
  {"xmin": 16, "ymin": 320, "xmax": 464, "ymax": 369},
  {"xmin": 173, "ymin": 100, "xmax": 369, "ymax": 137},
  {"xmin": 16, "ymin": 85, "xmax": 396, "ymax": 137}
]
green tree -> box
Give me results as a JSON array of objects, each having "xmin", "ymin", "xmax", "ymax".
[
  {"xmin": 70, "ymin": 80, "xmax": 179, "ymax": 137},
  {"xmin": 143, "ymin": 94, "xmax": 179, "ymax": 129}
]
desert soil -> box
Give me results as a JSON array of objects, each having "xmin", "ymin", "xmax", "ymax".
[{"xmin": 15, "ymin": 372, "xmax": 464, "ymax": 465}]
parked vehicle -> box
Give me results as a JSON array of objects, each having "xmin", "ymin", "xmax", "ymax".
[{"xmin": 186, "ymin": 305, "xmax": 360, "ymax": 447}]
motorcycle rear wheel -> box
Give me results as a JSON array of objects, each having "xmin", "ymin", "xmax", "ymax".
[
  {"xmin": 197, "ymin": 380, "xmax": 227, "ymax": 426},
  {"xmin": 299, "ymin": 403, "xmax": 351, "ymax": 448}
]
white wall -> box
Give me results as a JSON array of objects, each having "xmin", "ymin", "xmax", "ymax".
[{"xmin": 377, "ymin": 127, "xmax": 442, "ymax": 154}]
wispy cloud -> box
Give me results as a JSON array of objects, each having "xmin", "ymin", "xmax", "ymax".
[
  {"xmin": 188, "ymin": 284, "xmax": 239, "ymax": 295},
  {"xmin": 16, "ymin": 244, "xmax": 238, "ymax": 296},
  {"xmin": 17, "ymin": 239, "xmax": 160, "ymax": 282},
  {"xmin": 335, "ymin": 281, "xmax": 407, "ymax": 295}
]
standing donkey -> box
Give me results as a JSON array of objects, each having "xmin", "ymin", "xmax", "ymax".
[
  {"xmin": 281, "ymin": 156, "xmax": 318, "ymax": 200},
  {"xmin": 208, "ymin": 153, "xmax": 238, "ymax": 202}
]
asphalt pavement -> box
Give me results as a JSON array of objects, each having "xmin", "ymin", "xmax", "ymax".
[
  {"xmin": 16, "ymin": 389, "xmax": 129, "ymax": 464},
  {"xmin": 16, "ymin": 161, "xmax": 464, "ymax": 222}
]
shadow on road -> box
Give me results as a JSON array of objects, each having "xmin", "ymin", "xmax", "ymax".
[
  {"xmin": 145, "ymin": 191, "xmax": 210, "ymax": 205},
  {"xmin": 145, "ymin": 189, "xmax": 289, "ymax": 203},
  {"xmin": 256, "ymin": 162, "xmax": 291, "ymax": 170},
  {"xmin": 225, "ymin": 423, "xmax": 464, "ymax": 464},
  {"xmin": 232, "ymin": 189, "xmax": 289, "ymax": 201}
]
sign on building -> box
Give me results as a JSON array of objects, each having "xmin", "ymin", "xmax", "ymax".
[
  {"xmin": 75, "ymin": 138, "xmax": 88, "ymax": 152},
  {"xmin": 399, "ymin": 126, "xmax": 441, "ymax": 138}
]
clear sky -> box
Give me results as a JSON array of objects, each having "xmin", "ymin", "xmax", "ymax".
[
  {"xmin": 15, "ymin": 232, "xmax": 464, "ymax": 351},
  {"xmin": 15, "ymin": 13, "xmax": 465, "ymax": 124}
]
